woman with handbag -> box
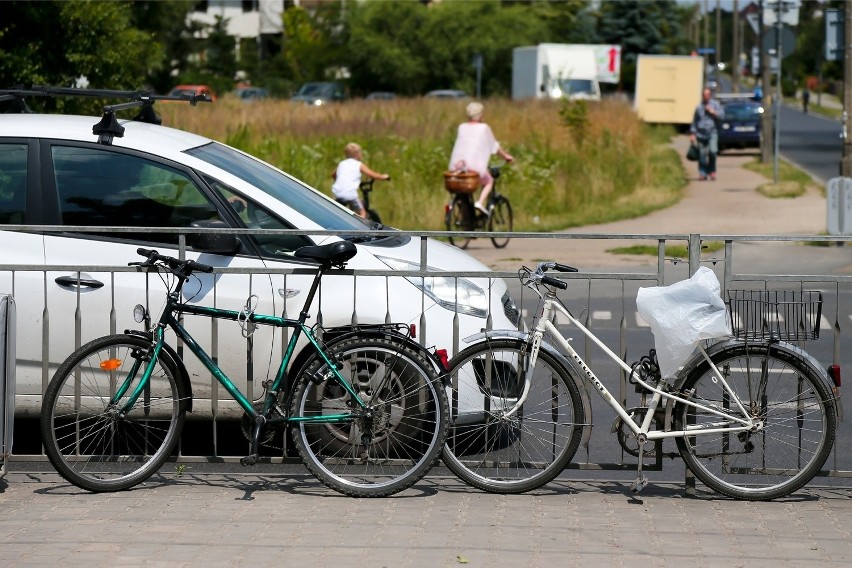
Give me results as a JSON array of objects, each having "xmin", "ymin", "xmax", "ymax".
[{"xmin": 689, "ymin": 87, "xmax": 724, "ymax": 181}]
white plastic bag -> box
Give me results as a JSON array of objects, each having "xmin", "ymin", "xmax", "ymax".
[{"xmin": 636, "ymin": 267, "xmax": 732, "ymax": 378}]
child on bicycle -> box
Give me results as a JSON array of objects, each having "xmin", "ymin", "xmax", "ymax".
[
  {"xmin": 331, "ymin": 142, "xmax": 390, "ymax": 218},
  {"xmin": 448, "ymin": 102, "xmax": 514, "ymax": 215}
]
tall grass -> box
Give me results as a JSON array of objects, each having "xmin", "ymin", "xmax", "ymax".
[{"xmin": 158, "ymin": 96, "xmax": 684, "ymax": 231}]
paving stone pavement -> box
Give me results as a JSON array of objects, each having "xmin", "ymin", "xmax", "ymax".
[{"xmin": 1, "ymin": 470, "xmax": 850, "ymax": 567}]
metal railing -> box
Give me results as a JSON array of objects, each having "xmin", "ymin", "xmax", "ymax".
[{"xmin": 1, "ymin": 226, "xmax": 849, "ymax": 480}]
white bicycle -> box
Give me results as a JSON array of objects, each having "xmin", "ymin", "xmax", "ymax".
[{"xmin": 443, "ymin": 261, "xmax": 839, "ymax": 500}]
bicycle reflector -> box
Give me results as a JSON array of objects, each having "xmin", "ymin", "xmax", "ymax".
[
  {"xmin": 828, "ymin": 365, "xmax": 841, "ymax": 389},
  {"xmin": 100, "ymin": 359, "xmax": 123, "ymax": 371},
  {"xmin": 435, "ymin": 348, "xmax": 450, "ymax": 371}
]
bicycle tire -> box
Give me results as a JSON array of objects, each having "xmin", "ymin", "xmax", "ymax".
[
  {"xmin": 674, "ymin": 343, "xmax": 836, "ymax": 500},
  {"xmin": 40, "ymin": 334, "xmax": 186, "ymax": 492},
  {"xmin": 488, "ymin": 195, "xmax": 513, "ymax": 248},
  {"xmin": 446, "ymin": 196, "xmax": 474, "ymax": 249},
  {"xmin": 442, "ymin": 338, "xmax": 584, "ymax": 493},
  {"xmin": 290, "ymin": 336, "xmax": 449, "ymax": 497}
]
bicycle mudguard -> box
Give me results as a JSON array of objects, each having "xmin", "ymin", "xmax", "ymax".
[
  {"xmin": 286, "ymin": 323, "xmax": 448, "ymax": 402},
  {"xmin": 461, "ymin": 329, "xmax": 594, "ymax": 450},
  {"xmin": 123, "ymin": 330, "xmax": 193, "ymax": 413},
  {"xmin": 665, "ymin": 339, "xmax": 841, "ymax": 427}
]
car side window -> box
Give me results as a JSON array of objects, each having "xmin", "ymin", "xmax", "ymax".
[
  {"xmin": 51, "ymin": 146, "xmax": 224, "ymax": 245},
  {"xmin": 207, "ymin": 178, "xmax": 313, "ymax": 256},
  {"xmin": 0, "ymin": 144, "xmax": 27, "ymax": 225}
]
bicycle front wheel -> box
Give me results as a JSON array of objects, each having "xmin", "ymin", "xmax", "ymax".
[
  {"xmin": 674, "ymin": 343, "xmax": 836, "ymax": 500},
  {"xmin": 40, "ymin": 334, "xmax": 186, "ymax": 492},
  {"xmin": 445, "ymin": 196, "xmax": 473, "ymax": 249},
  {"xmin": 488, "ymin": 195, "xmax": 513, "ymax": 248},
  {"xmin": 290, "ymin": 337, "xmax": 449, "ymax": 497},
  {"xmin": 443, "ymin": 338, "xmax": 584, "ymax": 493}
]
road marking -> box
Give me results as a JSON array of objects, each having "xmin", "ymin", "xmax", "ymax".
[
  {"xmin": 821, "ymin": 315, "xmax": 832, "ymax": 330},
  {"xmin": 592, "ymin": 310, "xmax": 611, "ymax": 320},
  {"xmin": 635, "ymin": 312, "xmax": 649, "ymax": 327}
]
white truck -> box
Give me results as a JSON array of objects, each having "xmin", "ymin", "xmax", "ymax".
[{"xmin": 512, "ymin": 44, "xmax": 620, "ymax": 101}]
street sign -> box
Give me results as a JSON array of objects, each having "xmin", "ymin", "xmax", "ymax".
[
  {"xmin": 746, "ymin": 12, "xmax": 760, "ymax": 35},
  {"xmin": 827, "ymin": 177, "xmax": 852, "ymax": 236},
  {"xmin": 762, "ymin": 25, "xmax": 796, "ymax": 59},
  {"xmin": 763, "ymin": 0, "xmax": 800, "ymax": 26},
  {"xmin": 751, "ymin": 46, "xmax": 778, "ymax": 75},
  {"xmin": 825, "ymin": 9, "xmax": 844, "ymax": 62}
]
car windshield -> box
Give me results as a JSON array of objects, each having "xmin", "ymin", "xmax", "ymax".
[
  {"xmin": 297, "ymin": 83, "xmax": 333, "ymax": 96},
  {"xmin": 185, "ymin": 142, "xmax": 370, "ymax": 233},
  {"xmin": 559, "ymin": 79, "xmax": 594, "ymax": 95},
  {"xmin": 724, "ymin": 103, "xmax": 761, "ymax": 120}
]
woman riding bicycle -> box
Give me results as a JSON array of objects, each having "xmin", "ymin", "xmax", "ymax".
[{"xmin": 448, "ymin": 101, "xmax": 513, "ymax": 215}]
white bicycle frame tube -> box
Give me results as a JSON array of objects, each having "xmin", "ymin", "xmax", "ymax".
[{"xmin": 513, "ymin": 293, "xmax": 755, "ymax": 441}]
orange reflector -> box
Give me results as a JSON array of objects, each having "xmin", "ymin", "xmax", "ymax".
[{"xmin": 100, "ymin": 359, "xmax": 123, "ymax": 371}]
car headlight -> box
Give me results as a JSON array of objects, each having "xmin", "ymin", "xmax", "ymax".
[{"xmin": 377, "ymin": 256, "xmax": 489, "ymax": 318}]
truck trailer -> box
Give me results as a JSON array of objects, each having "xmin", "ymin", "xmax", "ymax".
[
  {"xmin": 634, "ymin": 54, "xmax": 705, "ymax": 125},
  {"xmin": 512, "ymin": 44, "xmax": 602, "ymax": 101}
]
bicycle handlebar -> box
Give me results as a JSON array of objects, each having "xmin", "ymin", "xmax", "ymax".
[
  {"xmin": 132, "ymin": 248, "xmax": 214, "ymax": 278},
  {"xmin": 519, "ymin": 261, "xmax": 579, "ymax": 291}
]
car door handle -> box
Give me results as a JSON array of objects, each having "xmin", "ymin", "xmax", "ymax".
[{"xmin": 54, "ymin": 275, "xmax": 105, "ymax": 289}]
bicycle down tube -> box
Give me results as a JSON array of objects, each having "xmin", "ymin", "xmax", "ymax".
[
  {"xmin": 521, "ymin": 294, "xmax": 756, "ymax": 441},
  {"xmin": 116, "ymin": 301, "xmax": 368, "ymax": 424}
]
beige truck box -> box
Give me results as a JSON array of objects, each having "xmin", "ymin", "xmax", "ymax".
[{"xmin": 634, "ymin": 55, "xmax": 704, "ymax": 125}]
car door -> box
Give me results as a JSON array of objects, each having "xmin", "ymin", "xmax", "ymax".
[
  {"xmin": 0, "ymin": 140, "xmax": 49, "ymax": 408},
  {"xmin": 41, "ymin": 142, "xmax": 308, "ymax": 419}
]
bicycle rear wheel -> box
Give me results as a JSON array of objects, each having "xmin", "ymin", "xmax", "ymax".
[
  {"xmin": 442, "ymin": 338, "xmax": 584, "ymax": 493},
  {"xmin": 290, "ymin": 337, "xmax": 449, "ymax": 497},
  {"xmin": 488, "ymin": 195, "xmax": 513, "ymax": 248},
  {"xmin": 674, "ymin": 343, "xmax": 836, "ymax": 500},
  {"xmin": 40, "ymin": 334, "xmax": 186, "ymax": 492},
  {"xmin": 446, "ymin": 195, "xmax": 474, "ymax": 249}
]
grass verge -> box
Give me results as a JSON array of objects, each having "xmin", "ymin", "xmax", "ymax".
[
  {"xmin": 743, "ymin": 157, "xmax": 821, "ymax": 198},
  {"xmin": 607, "ymin": 241, "xmax": 725, "ymax": 258}
]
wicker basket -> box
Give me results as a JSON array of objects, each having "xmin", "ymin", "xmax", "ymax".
[{"xmin": 443, "ymin": 170, "xmax": 480, "ymax": 194}]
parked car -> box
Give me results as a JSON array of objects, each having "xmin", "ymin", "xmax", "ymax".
[
  {"xmin": 167, "ymin": 84, "xmax": 217, "ymax": 101},
  {"xmin": 235, "ymin": 86, "xmax": 269, "ymax": 101},
  {"xmin": 365, "ymin": 91, "xmax": 395, "ymax": 101},
  {"xmin": 0, "ymin": 96, "xmax": 520, "ymax": 424},
  {"xmin": 718, "ymin": 99, "xmax": 763, "ymax": 152},
  {"xmin": 425, "ymin": 89, "xmax": 468, "ymax": 99},
  {"xmin": 291, "ymin": 82, "xmax": 347, "ymax": 105}
]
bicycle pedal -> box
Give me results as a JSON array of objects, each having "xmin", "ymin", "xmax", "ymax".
[
  {"xmin": 631, "ymin": 474, "xmax": 649, "ymax": 494},
  {"xmin": 239, "ymin": 454, "xmax": 259, "ymax": 466}
]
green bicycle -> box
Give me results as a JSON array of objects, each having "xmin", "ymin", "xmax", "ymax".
[{"xmin": 40, "ymin": 241, "xmax": 449, "ymax": 497}]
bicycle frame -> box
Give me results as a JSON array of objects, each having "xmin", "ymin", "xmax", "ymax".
[
  {"xmin": 518, "ymin": 289, "xmax": 757, "ymax": 442},
  {"xmin": 112, "ymin": 273, "xmax": 369, "ymax": 428}
]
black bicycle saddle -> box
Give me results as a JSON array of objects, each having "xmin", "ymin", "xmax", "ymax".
[{"xmin": 294, "ymin": 241, "xmax": 357, "ymax": 267}]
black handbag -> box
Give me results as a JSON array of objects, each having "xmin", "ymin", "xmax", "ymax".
[{"xmin": 686, "ymin": 143, "xmax": 699, "ymax": 162}]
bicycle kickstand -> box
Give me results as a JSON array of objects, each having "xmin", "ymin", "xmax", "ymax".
[
  {"xmin": 240, "ymin": 415, "xmax": 266, "ymax": 466},
  {"xmin": 631, "ymin": 435, "xmax": 649, "ymax": 494}
]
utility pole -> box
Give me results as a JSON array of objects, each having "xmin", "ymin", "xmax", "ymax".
[
  {"xmin": 760, "ymin": 0, "xmax": 774, "ymax": 164},
  {"xmin": 716, "ymin": 0, "xmax": 722, "ymax": 70},
  {"xmin": 843, "ymin": 2, "xmax": 852, "ymax": 176},
  {"xmin": 773, "ymin": 0, "xmax": 783, "ymax": 183},
  {"xmin": 704, "ymin": 0, "xmax": 710, "ymax": 54},
  {"xmin": 733, "ymin": 0, "xmax": 740, "ymax": 92}
]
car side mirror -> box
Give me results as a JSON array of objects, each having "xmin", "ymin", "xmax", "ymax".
[{"xmin": 188, "ymin": 220, "xmax": 241, "ymax": 255}]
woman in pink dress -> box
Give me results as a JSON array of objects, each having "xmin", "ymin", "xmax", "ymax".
[{"xmin": 448, "ymin": 102, "xmax": 514, "ymax": 214}]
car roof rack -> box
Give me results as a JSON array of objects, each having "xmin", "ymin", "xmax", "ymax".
[{"xmin": 0, "ymin": 84, "xmax": 212, "ymax": 146}]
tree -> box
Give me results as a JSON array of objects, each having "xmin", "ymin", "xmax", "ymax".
[{"xmin": 595, "ymin": 0, "xmax": 691, "ymax": 92}]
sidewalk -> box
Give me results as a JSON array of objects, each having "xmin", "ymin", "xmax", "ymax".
[
  {"xmin": 465, "ymin": 135, "xmax": 831, "ymax": 272},
  {"xmin": 1, "ymin": 470, "xmax": 850, "ymax": 567}
]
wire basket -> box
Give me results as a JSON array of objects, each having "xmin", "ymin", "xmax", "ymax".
[
  {"xmin": 726, "ymin": 290, "xmax": 823, "ymax": 341},
  {"xmin": 443, "ymin": 170, "xmax": 479, "ymax": 194}
]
